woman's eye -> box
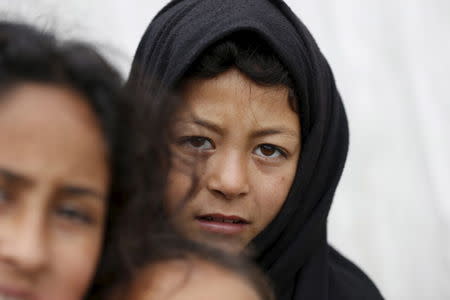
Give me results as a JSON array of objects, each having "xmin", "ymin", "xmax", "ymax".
[
  {"xmin": 254, "ymin": 144, "xmax": 286, "ymax": 159},
  {"xmin": 56, "ymin": 206, "xmax": 93, "ymax": 225},
  {"xmin": 179, "ymin": 136, "xmax": 214, "ymax": 151}
]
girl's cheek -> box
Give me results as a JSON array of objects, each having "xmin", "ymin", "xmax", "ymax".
[
  {"xmin": 40, "ymin": 233, "xmax": 102, "ymax": 300},
  {"xmin": 165, "ymin": 169, "xmax": 193, "ymax": 212},
  {"xmin": 257, "ymin": 174, "xmax": 293, "ymax": 213}
]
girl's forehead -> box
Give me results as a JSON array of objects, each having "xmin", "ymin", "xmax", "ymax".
[
  {"xmin": 0, "ymin": 83, "xmax": 109, "ymax": 193},
  {"xmin": 181, "ymin": 69, "xmax": 289, "ymax": 103},
  {"xmin": 177, "ymin": 69, "xmax": 299, "ymax": 132}
]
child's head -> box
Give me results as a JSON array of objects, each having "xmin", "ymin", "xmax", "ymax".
[
  {"xmin": 114, "ymin": 236, "xmax": 274, "ymax": 300},
  {"xmin": 0, "ymin": 21, "xmax": 125, "ymax": 299}
]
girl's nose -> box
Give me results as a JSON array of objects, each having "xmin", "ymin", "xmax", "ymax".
[
  {"xmin": 206, "ymin": 150, "xmax": 250, "ymax": 200},
  {"xmin": 0, "ymin": 210, "xmax": 49, "ymax": 275}
]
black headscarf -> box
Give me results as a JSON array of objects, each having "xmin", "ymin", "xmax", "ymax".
[{"xmin": 128, "ymin": 0, "xmax": 384, "ymax": 299}]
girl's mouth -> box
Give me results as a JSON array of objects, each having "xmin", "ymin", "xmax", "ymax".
[
  {"xmin": 0, "ymin": 285, "xmax": 33, "ymax": 300},
  {"xmin": 195, "ymin": 214, "xmax": 249, "ymax": 235}
]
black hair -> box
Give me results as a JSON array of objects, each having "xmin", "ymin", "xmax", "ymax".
[
  {"xmin": 183, "ymin": 32, "xmax": 298, "ymax": 112},
  {"xmin": 0, "ymin": 21, "xmax": 123, "ymax": 145},
  {"xmin": 0, "ymin": 21, "xmax": 129, "ymax": 298}
]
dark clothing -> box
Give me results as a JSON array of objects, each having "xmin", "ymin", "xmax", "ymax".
[{"xmin": 129, "ymin": 0, "xmax": 384, "ymax": 299}]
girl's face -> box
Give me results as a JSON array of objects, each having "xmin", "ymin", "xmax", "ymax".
[
  {"xmin": 167, "ymin": 69, "xmax": 301, "ymax": 252},
  {"xmin": 0, "ymin": 84, "xmax": 109, "ymax": 300}
]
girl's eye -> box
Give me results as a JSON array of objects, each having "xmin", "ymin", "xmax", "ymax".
[
  {"xmin": 56, "ymin": 205, "xmax": 93, "ymax": 225},
  {"xmin": 0, "ymin": 188, "xmax": 6, "ymax": 202},
  {"xmin": 0, "ymin": 187, "xmax": 10, "ymax": 204},
  {"xmin": 254, "ymin": 144, "xmax": 286, "ymax": 159},
  {"xmin": 179, "ymin": 136, "xmax": 214, "ymax": 151}
]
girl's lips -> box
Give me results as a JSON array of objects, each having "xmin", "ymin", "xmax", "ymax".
[
  {"xmin": 0, "ymin": 285, "xmax": 33, "ymax": 300},
  {"xmin": 195, "ymin": 214, "xmax": 249, "ymax": 235}
]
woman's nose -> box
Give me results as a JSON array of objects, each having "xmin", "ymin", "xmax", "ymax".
[
  {"xmin": 206, "ymin": 150, "xmax": 250, "ymax": 200},
  {"xmin": 0, "ymin": 210, "xmax": 49, "ymax": 274}
]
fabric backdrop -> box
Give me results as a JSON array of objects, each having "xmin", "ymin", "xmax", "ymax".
[{"xmin": 1, "ymin": 0, "xmax": 448, "ymax": 299}]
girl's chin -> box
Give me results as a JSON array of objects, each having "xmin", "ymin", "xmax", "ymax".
[{"xmin": 187, "ymin": 230, "xmax": 246, "ymax": 253}]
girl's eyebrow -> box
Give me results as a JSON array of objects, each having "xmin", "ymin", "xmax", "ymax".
[
  {"xmin": 250, "ymin": 128, "xmax": 298, "ymax": 139},
  {"xmin": 59, "ymin": 185, "xmax": 105, "ymax": 201},
  {"xmin": 0, "ymin": 167, "xmax": 104, "ymax": 201},
  {"xmin": 182, "ymin": 117, "xmax": 298, "ymax": 139},
  {"xmin": 189, "ymin": 117, "xmax": 224, "ymax": 135},
  {"xmin": 0, "ymin": 167, "xmax": 33, "ymax": 185}
]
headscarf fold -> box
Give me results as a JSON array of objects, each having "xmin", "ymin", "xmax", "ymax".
[{"xmin": 129, "ymin": 1, "xmax": 383, "ymax": 299}]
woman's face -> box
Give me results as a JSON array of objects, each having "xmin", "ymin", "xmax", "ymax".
[
  {"xmin": 0, "ymin": 84, "xmax": 109, "ymax": 300},
  {"xmin": 167, "ymin": 68, "xmax": 301, "ymax": 252}
]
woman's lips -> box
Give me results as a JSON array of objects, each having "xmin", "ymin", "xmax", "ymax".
[{"xmin": 195, "ymin": 214, "xmax": 249, "ymax": 235}]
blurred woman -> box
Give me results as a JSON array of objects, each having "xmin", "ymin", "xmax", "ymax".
[{"xmin": 0, "ymin": 21, "xmax": 126, "ymax": 300}]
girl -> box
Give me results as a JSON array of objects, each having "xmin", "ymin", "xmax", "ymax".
[
  {"xmin": 128, "ymin": 0, "xmax": 384, "ymax": 299},
  {"xmin": 0, "ymin": 21, "xmax": 126, "ymax": 299}
]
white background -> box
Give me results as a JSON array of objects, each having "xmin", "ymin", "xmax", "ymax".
[{"xmin": 1, "ymin": 1, "xmax": 449, "ymax": 299}]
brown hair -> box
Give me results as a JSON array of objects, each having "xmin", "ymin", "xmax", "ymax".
[{"xmin": 111, "ymin": 235, "xmax": 275, "ymax": 300}]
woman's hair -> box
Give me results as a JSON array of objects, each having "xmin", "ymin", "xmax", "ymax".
[
  {"xmin": 183, "ymin": 32, "xmax": 298, "ymax": 112},
  {"xmin": 0, "ymin": 21, "xmax": 130, "ymax": 297}
]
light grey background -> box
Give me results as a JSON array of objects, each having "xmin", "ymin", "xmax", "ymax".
[{"xmin": 1, "ymin": 0, "xmax": 449, "ymax": 299}]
